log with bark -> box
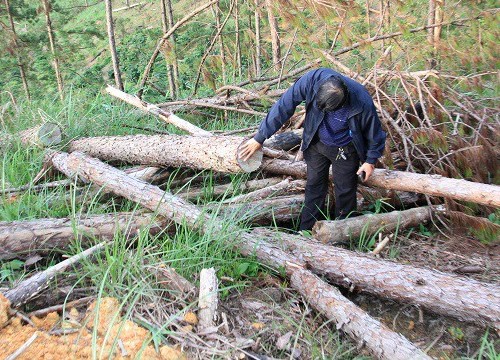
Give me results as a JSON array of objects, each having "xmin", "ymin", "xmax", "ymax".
[
  {"xmin": 0, "ymin": 212, "xmax": 171, "ymax": 261},
  {"xmin": 313, "ymin": 206, "xmax": 437, "ymax": 244},
  {"xmin": 252, "ymin": 228, "xmax": 500, "ymax": 330},
  {"xmin": 68, "ymin": 134, "xmax": 263, "ymax": 173},
  {"xmin": 220, "ymin": 178, "xmax": 305, "ymax": 204},
  {"xmin": 4, "ymin": 242, "xmax": 105, "ymax": 308},
  {"xmin": 263, "ymin": 129, "xmax": 302, "ymax": 151},
  {"xmin": 1, "ymin": 123, "xmax": 62, "ymax": 153},
  {"xmin": 261, "ymin": 159, "xmax": 500, "ymax": 207},
  {"xmin": 46, "ymin": 150, "xmax": 429, "ymax": 358}
]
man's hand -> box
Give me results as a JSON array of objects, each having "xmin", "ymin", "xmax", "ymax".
[
  {"xmin": 357, "ymin": 162, "xmax": 375, "ymax": 182},
  {"xmin": 238, "ymin": 138, "xmax": 263, "ymax": 162}
]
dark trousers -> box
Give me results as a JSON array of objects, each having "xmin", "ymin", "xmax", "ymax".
[{"xmin": 299, "ymin": 140, "xmax": 360, "ymax": 231}]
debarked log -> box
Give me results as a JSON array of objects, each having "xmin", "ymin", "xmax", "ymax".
[
  {"xmin": 261, "ymin": 159, "xmax": 500, "ymax": 207},
  {"xmin": 253, "ymin": 228, "xmax": 500, "ymax": 330},
  {"xmin": 68, "ymin": 134, "xmax": 263, "ymax": 173},
  {"xmin": 313, "ymin": 206, "xmax": 436, "ymax": 244},
  {"xmin": 47, "ymin": 150, "xmax": 429, "ymax": 359},
  {"xmin": 0, "ymin": 212, "xmax": 171, "ymax": 261}
]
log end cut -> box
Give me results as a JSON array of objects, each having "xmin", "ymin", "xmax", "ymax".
[
  {"xmin": 38, "ymin": 122, "xmax": 63, "ymax": 146},
  {"xmin": 237, "ymin": 142, "xmax": 263, "ymax": 172}
]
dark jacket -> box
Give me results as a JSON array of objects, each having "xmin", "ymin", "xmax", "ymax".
[{"xmin": 253, "ymin": 68, "xmax": 386, "ymax": 164}]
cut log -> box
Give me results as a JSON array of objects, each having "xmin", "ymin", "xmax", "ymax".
[
  {"xmin": 68, "ymin": 134, "xmax": 263, "ymax": 173},
  {"xmin": 19, "ymin": 122, "xmax": 62, "ymax": 147},
  {"xmin": 0, "ymin": 212, "xmax": 171, "ymax": 261},
  {"xmin": 198, "ymin": 268, "xmax": 218, "ymax": 330},
  {"xmin": 263, "ymin": 129, "xmax": 302, "ymax": 151},
  {"xmin": 313, "ymin": 206, "xmax": 436, "ymax": 244},
  {"xmin": 3, "ymin": 242, "xmax": 105, "ymax": 308},
  {"xmin": 261, "ymin": 159, "xmax": 500, "ymax": 207},
  {"xmin": 147, "ymin": 264, "xmax": 196, "ymax": 301},
  {"xmin": 252, "ymin": 228, "xmax": 500, "ymax": 330},
  {"xmin": 47, "ymin": 151, "xmax": 429, "ymax": 358}
]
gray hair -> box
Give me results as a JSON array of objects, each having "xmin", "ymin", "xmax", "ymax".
[{"xmin": 316, "ymin": 77, "xmax": 348, "ymax": 112}]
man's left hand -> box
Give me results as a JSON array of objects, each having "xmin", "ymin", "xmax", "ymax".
[{"xmin": 357, "ymin": 162, "xmax": 375, "ymax": 182}]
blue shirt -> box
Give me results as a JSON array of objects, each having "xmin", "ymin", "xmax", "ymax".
[{"xmin": 318, "ymin": 106, "xmax": 352, "ymax": 147}]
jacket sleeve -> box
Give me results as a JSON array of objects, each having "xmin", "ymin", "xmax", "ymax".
[
  {"xmin": 253, "ymin": 73, "xmax": 314, "ymax": 144},
  {"xmin": 362, "ymin": 103, "xmax": 387, "ymax": 164}
]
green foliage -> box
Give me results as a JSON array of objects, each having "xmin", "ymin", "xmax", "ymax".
[{"xmin": 0, "ymin": 260, "xmax": 24, "ymax": 283}]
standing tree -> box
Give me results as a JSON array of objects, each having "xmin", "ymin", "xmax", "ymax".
[
  {"xmin": 214, "ymin": 0, "xmax": 227, "ymax": 84},
  {"xmin": 104, "ymin": 0, "xmax": 124, "ymax": 91},
  {"xmin": 253, "ymin": 0, "xmax": 261, "ymax": 77},
  {"xmin": 160, "ymin": 0, "xmax": 178, "ymax": 99},
  {"xmin": 234, "ymin": 0, "xmax": 242, "ymax": 77},
  {"xmin": 265, "ymin": 0, "xmax": 280, "ymax": 71},
  {"xmin": 41, "ymin": 0, "xmax": 64, "ymax": 101},
  {"xmin": 4, "ymin": 0, "xmax": 30, "ymax": 100}
]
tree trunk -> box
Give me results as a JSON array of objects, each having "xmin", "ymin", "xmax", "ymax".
[
  {"xmin": 104, "ymin": 0, "xmax": 124, "ymax": 91},
  {"xmin": 106, "ymin": 85, "xmax": 212, "ymax": 136},
  {"xmin": 234, "ymin": 0, "xmax": 242, "ymax": 78},
  {"xmin": 18, "ymin": 122, "xmax": 62, "ymax": 147},
  {"xmin": 68, "ymin": 134, "xmax": 263, "ymax": 173},
  {"xmin": 221, "ymin": 178, "xmax": 305, "ymax": 204},
  {"xmin": 253, "ymin": 228, "xmax": 500, "ymax": 329},
  {"xmin": 253, "ymin": 0, "xmax": 261, "ymax": 77},
  {"xmin": 261, "ymin": 159, "xmax": 500, "ymax": 207},
  {"xmin": 41, "ymin": 0, "xmax": 64, "ymax": 101},
  {"xmin": 165, "ymin": 0, "xmax": 179, "ymax": 95},
  {"xmin": 4, "ymin": 243, "xmax": 105, "ymax": 308},
  {"xmin": 47, "ymin": 151, "xmax": 429, "ymax": 358},
  {"xmin": 4, "ymin": 0, "xmax": 30, "ymax": 100},
  {"xmin": 264, "ymin": 0, "xmax": 280, "ymax": 71},
  {"xmin": 0, "ymin": 212, "xmax": 169, "ymax": 261},
  {"xmin": 214, "ymin": 1, "xmax": 227, "ymax": 84},
  {"xmin": 198, "ymin": 268, "xmax": 218, "ymax": 330},
  {"xmin": 161, "ymin": 0, "xmax": 177, "ymax": 99},
  {"xmin": 313, "ymin": 206, "xmax": 435, "ymax": 244}
]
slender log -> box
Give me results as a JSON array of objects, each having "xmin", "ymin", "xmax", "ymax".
[
  {"xmin": 3, "ymin": 242, "xmax": 105, "ymax": 308},
  {"xmin": 147, "ymin": 265, "xmax": 196, "ymax": 301},
  {"xmin": 313, "ymin": 206, "xmax": 435, "ymax": 244},
  {"xmin": 261, "ymin": 159, "xmax": 500, "ymax": 207},
  {"xmin": 0, "ymin": 212, "xmax": 170, "ymax": 261},
  {"xmin": 178, "ymin": 177, "xmax": 283, "ymax": 201},
  {"xmin": 68, "ymin": 134, "xmax": 263, "ymax": 173},
  {"xmin": 106, "ymin": 85, "xmax": 212, "ymax": 136},
  {"xmin": 253, "ymin": 228, "xmax": 500, "ymax": 329},
  {"xmin": 47, "ymin": 151, "xmax": 428, "ymax": 358},
  {"xmin": 221, "ymin": 178, "xmax": 305, "ymax": 204}
]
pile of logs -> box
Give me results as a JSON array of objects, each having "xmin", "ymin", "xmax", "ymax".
[{"xmin": 1, "ymin": 85, "xmax": 499, "ymax": 359}]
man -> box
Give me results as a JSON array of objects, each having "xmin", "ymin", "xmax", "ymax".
[{"xmin": 239, "ymin": 68, "xmax": 386, "ymax": 231}]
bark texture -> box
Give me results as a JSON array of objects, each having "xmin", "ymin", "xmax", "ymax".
[
  {"xmin": 41, "ymin": 0, "xmax": 64, "ymax": 100},
  {"xmin": 313, "ymin": 206, "xmax": 434, "ymax": 244},
  {"xmin": 263, "ymin": 129, "xmax": 302, "ymax": 151},
  {"xmin": 254, "ymin": 228, "xmax": 500, "ymax": 329},
  {"xmin": 104, "ymin": 0, "xmax": 124, "ymax": 90},
  {"xmin": 0, "ymin": 212, "xmax": 170, "ymax": 261},
  {"xmin": 198, "ymin": 268, "xmax": 218, "ymax": 330},
  {"xmin": 68, "ymin": 134, "xmax": 263, "ymax": 173},
  {"xmin": 48, "ymin": 151, "xmax": 428, "ymax": 358}
]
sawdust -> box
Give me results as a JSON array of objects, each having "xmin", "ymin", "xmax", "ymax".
[{"xmin": 0, "ymin": 295, "xmax": 185, "ymax": 360}]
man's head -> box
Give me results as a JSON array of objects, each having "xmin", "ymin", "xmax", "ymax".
[{"xmin": 316, "ymin": 77, "xmax": 348, "ymax": 112}]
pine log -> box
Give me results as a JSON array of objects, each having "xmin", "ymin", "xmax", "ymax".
[
  {"xmin": 221, "ymin": 178, "xmax": 305, "ymax": 204},
  {"xmin": 263, "ymin": 129, "xmax": 302, "ymax": 151},
  {"xmin": 313, "ymin": 206, "xmax": 435, "ymax": 244},
  {"xmin": 19, "ymin": 122, "xmax": 62, "ymax": 147},
  {"xmin": 68, "ymin": 134, "xmax": 263, "ymax": 173},
  {"xmin": 253, "ymin": 228, "xmax": 500, "ymax": 330},
  {"xmin": 178, "ymin": 177, "xmax": 283, "ymax": 201},
  {"xmin": 261, "ymin": 159, "xmax": 500, "ymax": 207},
  {"xmin": 0, "ymin": 212, "xmax": 171, "ymax": 261},
  {"xmin": 4, "ymin": 242, "xmax": 105, "ymax": 308},
  {"xmin": 47, "ymin": 151, "xmax": 429, "ymax": 358}
]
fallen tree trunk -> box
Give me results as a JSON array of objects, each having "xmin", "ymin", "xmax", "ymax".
[
  {"xmin": 261, "ymin": 159, "xmax": 500, "ymax": 207},
  {"xmin": 313, "ymin": 206, "xmax": 436, "ymax": 244},
  {"xmin": 253, "ymin": 228, "xmax": 500, "ymax": 330},
  {"xmin": 221, "ymin": 178, "xmax": 305, "ymax": 204},
  {"xmin": 0, "ymin": 212, "xmax": 171, "ymax": 261},
  {"xmin": 47, "ymin": 150, "xmax": 429, "ymax": 359},
  {"xmin": 68, "ymin": 134, "xmax": 262, "ymax": 173},
  {"xmin": 4, "ymin": 242, "xmax": 105, "ymax": 308},
  {"xmin": 263, "ymin": 129, "xmax": 302, "ymax": 151},
  {"xmin": 1, "ymin": 123, "xmax": 62, "ymax": 153}
]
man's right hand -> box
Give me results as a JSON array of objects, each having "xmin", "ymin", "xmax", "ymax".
[{"xmin": 238, "ymin": 138, "xmax": 263, "ymax": 162}]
